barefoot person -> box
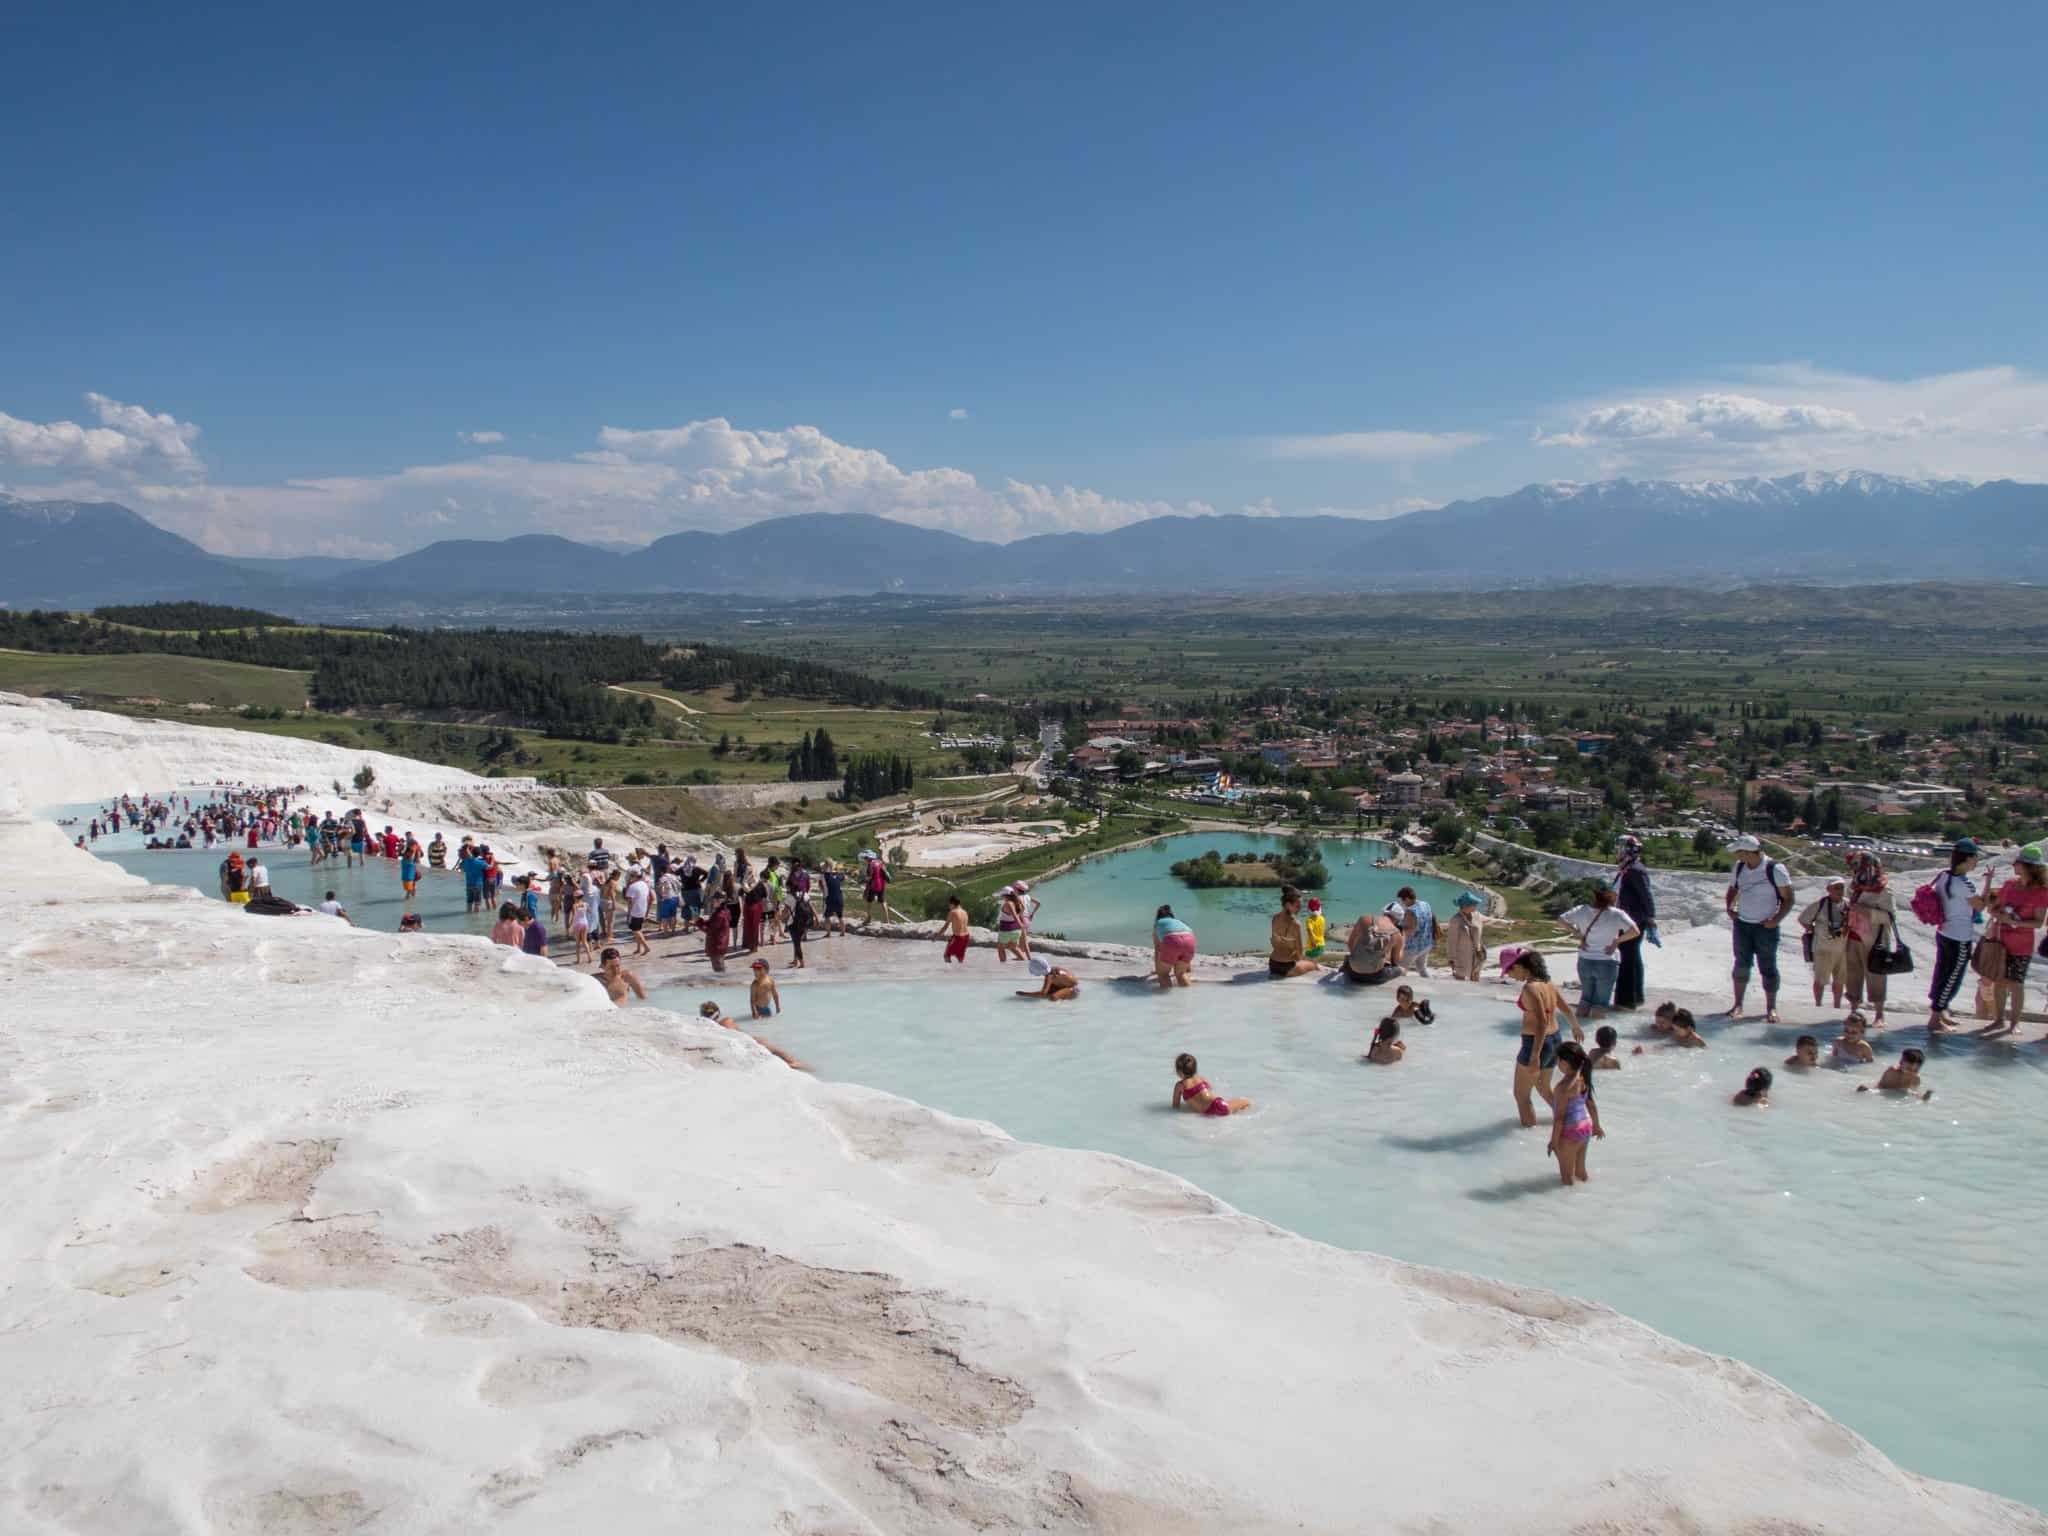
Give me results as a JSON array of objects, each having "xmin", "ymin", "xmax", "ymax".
[
  {"xmin": 1444, "ymin": 892, "xmax": 1489, "ymax": 981},
  {"xmin": 1152, "ymin": 904, "xmax": 1197, "ymax": 988},
  {"xmin": 1926, "ymin": 839, "xmax": 1992, "ymax": 1034},
  {"xmin": 1508, "ymin": 950, "xmax": 1579, "ymax": 1128},
  {"xmin": 1268, "ymin": 887, "xmax": 1320, "ymax": 978},
  {"xmin": 1860, "ymin": 1047, "xmax": 1934, "ymax": 1100},
  {"xmin": 1547, "ymin": 1040, "xmax": 1603, "ymax": 1183},
  {"xmin": 1016, "ymin": 956, "xmax": 1080, "ymax": 1001},
  {"xmin": 1172, "ymin": 1052, "xmax": 1250, "ymax": 1116},
  {"xmin": 1724, "ymin": 836, "xmax": 1793, "ymax": 1021},
  {"xmin": 1364, "ymin": 1018, "xmax": 1406, "ymax": 1064},
  {"xmin": 1798, "ymin": 874, "xmax": 1853, "ymax": 1009},
  {"xmin": 697, "ymin": 1000, "xmax": 810, "ymax": 1070},
  {"xmin": 942, "ymin": 894, "xmax": 973, "ymax": 964},
  {"xmin": 1338, "ymin": 908, "xmax": 1403, "ymax": 987},
  {"xmin": 596, "ymin": 947, "xmax": 646, "ymax": 1007},
  {"xmin": 1559, "ymin": 884, "xmax": 1639, "ymax": 1021},
  {"xmin": 1982, "ymin": 844, "xmax": 2048, "ymax": 1038}
]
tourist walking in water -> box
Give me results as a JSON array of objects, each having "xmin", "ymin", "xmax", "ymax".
[
  {"xmin": 1508, "ymin": 950, "xmax": 1578, "ymax": 1128},
  {"xmin": 1982, "ymin": 844, "xmax": 2048, "ymax": 1038},
  {"xmin": 1844, "ymin": 852, "xmax": 1897, "ymax": 1026},
  {"xmin": 1267, "ymin": 887, "xmax": 1320, "ymax": 978},
  {"xmin": 1559, "ymin": 884, "xmax": 1638, "ymax": 1020},
  {"xmin": 1927, "ymin": 839, "xmax": 1992, "ymax": 1034},
  {"xmin": 1724, "ymin": 836, "xmax": 1793, "ymax": 1022},
  {"xmin": 1798, "ymin": 875, "xmax": 1853, "ymax": 1009},
  {"xmin": 1612, "ymin": 835, "xmax": 1656, "ymax": 1009},
  {"xmin": 1152, "ymin": 904, "xmax": 1197, "ymax": 988},
  {"xmin": 1444, "ymin": 892, "xmax": 1488, "ymax": 980}
]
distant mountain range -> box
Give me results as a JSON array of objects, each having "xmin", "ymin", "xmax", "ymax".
[{"xmin": 4, "ymin": 471, "xmax": 2044, "ymax": 610}]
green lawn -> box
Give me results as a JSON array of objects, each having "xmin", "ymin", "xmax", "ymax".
[{"xmin": 0, "ymin": 650, "xmax": 313, "ymax": 712}]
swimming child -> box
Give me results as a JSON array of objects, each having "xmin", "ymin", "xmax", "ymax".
[
  {"xmin": 1732, "ymin": 1067, "xmax": 1772, "ymax": 1107},
  {"xmin": 1634, "ymin": 1008, "xmax": 1703, "ymax": 1053},
  {"xmin": 1172, "ymin": 1052, "xmax": 1251, "ymax": 1117},
  {"xmin": 749, "ymin": 959, "xmax": 781, "ymax": 1019},
  {"xmin": 1390, "ymin": 984, "xmax": 1435, "ymax": 1026},
  {"xmin": 1784, "ymin": 1035, "xmax": 1821, "ymax": 1070},
  {"xmin": 1651, "ymin": 1001, "xmax": 1679, "ymax": 1035},
  {"xmin": 1591, "ymin": 1024, "xmax": 1621, "ymax": 1069},
  {"xmin": 698, "ymin": 999, "xmax": 809, "ymax": 1071},
  {"xmin": 1546, "ymin": 1040, "xmax": 1603, "ymax": 1185},
  {"xmin": 1859, "ymin": 1048, "xmax": 1933, "ymax": 1100},
  {"xmin": 1832, "ymin": 1013, "xmax": 1876, "ymax": 1065},
  {"xmin": 1304, "ymin": 898, "xmax": 1327, "ymax": 959},
  {"xmin": 1364, "ymin": 1017, "xmax": 1406, "ymax": 1064},
  {"xmin": 943, "ymin": 895, "xmax": 971, "ymax": 965}
]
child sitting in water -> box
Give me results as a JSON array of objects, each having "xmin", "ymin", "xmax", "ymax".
[
  {"xmin": 1651, "ymin": 1001, "xmax": 1679, "ymax": 1034},
  {"xmin": 1172, "ymin": 1052, "xmax": 1251, "ymax": 1117},
  {"xmin": 1304, "ymin": 898, "xmax": 1328, "ymax": 959},
  {"xmin": 1859, "ymin": 1048, "xmax": 1933, "ymax": 1100},
  {"xmin": 1016, "ymin": 956, "xmax": 1080, "ymax": 1001},
  {"xmin": 1591, "ymin": 1024, "xmax": 1621, "ymax": 1069},
  {"xmin": 1547, "ymin": 1041, "xmax": 1603, "ymax": 1185},
  {"xmin": 698, "ymin": 999, "xmax": 809, "ymax": 1071},
  {"xmin": 1832, "ymin": 1013, "xmax": 1876, "ymax": 1064},
  {"xmin": 1634, "ymin": 1008, "xmax": 1704, "ymax": 1052},
  {"xmin": 1784, "ymin": 1035, "xmax": 1821, "ymax": 1070},
  {"xmin": 1364, "ymin": 1018, "xmax": 1406, "ymax": 1064},
  {"xmin": 1390, "ymin": 985, "xmax": 1435, "ymax": 1026},
  {"xmin": 1732, "ymin": 1067, "xmax": 1772, "ymax": 1107},
  {"xmin": 749, "ymin": 959, "xmax": 781, "ymax": 1019}
]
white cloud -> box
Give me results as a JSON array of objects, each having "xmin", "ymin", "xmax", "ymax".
[
  {"xmin": 0, "ymin": 393, "xmax": 203, "ymax": 478},
  {"xmin": 1241, "ymin": 495, "xmax": 1439, "ymax": 521},
  {"xmin": 1534, "ymin": 366, "xmax": 2048, "ymax": 481},
  {"xmin": 948, "ymin": 407, "xmax": 969, "ymax": 421},
  {"xmin": 457, "ymin": 430, "xmax": 505, "ymax": 445},
  {"xmin": 1265, "ymin": 429, "xmax": 1488, "ymax": 462}
]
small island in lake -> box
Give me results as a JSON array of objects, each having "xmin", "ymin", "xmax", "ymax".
[{"xmin": 1171, "ymin": 833, "xmax": 1329, "ymax": 891}]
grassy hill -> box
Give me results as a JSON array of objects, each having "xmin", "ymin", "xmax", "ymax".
[{"xmin": 0, "ymin": 650, "xmax": 312, "ymax": 712}]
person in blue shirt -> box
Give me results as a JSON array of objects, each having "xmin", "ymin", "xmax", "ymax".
[
  {"xmin": 459, "ymin": 851, "xmax": 487, "ymax": 913},
  {"xmin": 821, "ymin": 860, "xmax": 848, "ymax": 937},
  {"xmin": 1386, "ymin": 887, "xmax": 1437, "ymax": 976}
]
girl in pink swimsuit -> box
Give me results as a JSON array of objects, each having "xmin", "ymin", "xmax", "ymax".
[
  {"xmin": 1546, "ymin": 1040, "xmax": 1603, "ymax": 1186},
  {"xmin": 1173, "ymin": 1053, "xmax": 1251, "ymax": 1118}
]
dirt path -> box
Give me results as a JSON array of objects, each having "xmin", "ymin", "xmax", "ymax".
[{"xmin": 607, "ymin": 684, "xmax": 700, "ymax": 716}]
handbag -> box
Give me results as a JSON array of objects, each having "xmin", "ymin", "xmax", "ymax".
[
  {"xmin": 1974, "ymin": 928, "xmax": 2008, "ymax": 981},
  {"xmin": 1800, "ymin": 929, "xmax": 1816, "ymax": 963},
  {"xmin": 1866, "ymin": 926, "xmax": 1914, "ymax": 976}
]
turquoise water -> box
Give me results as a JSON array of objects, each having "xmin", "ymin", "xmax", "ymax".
[
  {"xmin": 1032, "ymin": 832, "xmax": 1471, "ymax": 953},
  {"xmin": 46, "ymin": 795, "xmax": 499, "ymax": 937},
  {"xmin": 665, "ymin": 975, "xmax": 2048, "ymax": 1511}
]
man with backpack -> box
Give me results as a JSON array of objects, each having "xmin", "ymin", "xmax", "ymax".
[{"xmin": 1724, "ymin": 835, "xmax": 1794, "ymax": 1022}]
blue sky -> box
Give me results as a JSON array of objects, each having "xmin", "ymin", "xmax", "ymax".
[{"xmin": 4, "ymin": 1, "xmax": 2046, "ymax": 554}]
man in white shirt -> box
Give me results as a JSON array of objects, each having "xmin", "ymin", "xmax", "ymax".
[
  {"xmin": 317, "ymin": 890, "xmax": 352, "ymax": 925},
  {"xmin": 624, "ymin": 870, "xmax": 654, "ymax": 957},
  {"xmin": 1724, "ymin": 835, "xmax": 1794, "ymax": 1021}
]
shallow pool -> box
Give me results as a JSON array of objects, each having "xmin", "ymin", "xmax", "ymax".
[
  {"xmin": 665, "ymin": 974, "xmax": 2048, "ymax": 1510},
  {"xmin": 47, "ymin": 795, "xmax": 499, "ymax": 938},
  {"xmin": 1032, "ymin": 832, "xmax": 1471, "ymax": 953}
]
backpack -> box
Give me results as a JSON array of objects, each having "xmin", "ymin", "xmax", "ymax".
[
  {"xmin": 1733, "ymin": 858, "xmax": 1785, "ymax": 902},
  {"xmin": 1909, "ymin": 873, "xmax": 1949, "ymax": 928}
]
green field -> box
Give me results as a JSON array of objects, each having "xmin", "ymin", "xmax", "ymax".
[{"xmin": 0, "ymin": 649, "xmax": 313, "ymax": 711}]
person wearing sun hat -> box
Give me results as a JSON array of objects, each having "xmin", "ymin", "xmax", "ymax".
[
  {"xmin": 1984, "ymin": 842, "xmax": 2048, "ymax": 1036},
  {"xmin": 1445, "ymin": 891, "xmax": 1489, "ymax": 981},
  {"xmin": 1798, "ymin": 873, "xmax": 1854, "ymax": 1009}
]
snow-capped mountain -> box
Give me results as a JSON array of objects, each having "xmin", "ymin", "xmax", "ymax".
[{"xmin": 3, "ymin": 472, "xmax": 2043, "ymax": 606}]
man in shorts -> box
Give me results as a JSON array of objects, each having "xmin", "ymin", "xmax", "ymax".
[{"xmin": 624, "ymin": 867, "xmax": 654, "ymax": 956}]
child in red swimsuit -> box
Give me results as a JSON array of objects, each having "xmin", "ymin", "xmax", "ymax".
[{"xmin": 1172, "ymin": 1052, "xmax": 1251, "ymax": 1117}]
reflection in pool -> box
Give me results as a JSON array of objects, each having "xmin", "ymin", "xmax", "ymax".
[
  {"xmin": 1033, "ymin": 831, "xmax": 1470, "ymax": 953},
  {"xmin": 658, "ymin": 973, "xmax": 2048, "ymax": 1510}
]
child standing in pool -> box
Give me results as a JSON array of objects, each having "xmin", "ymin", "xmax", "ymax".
[
  {"xmin": 1172, "ymin": 1053, "xmax": 1251, "ymax": 1117},
  {"xmin": 1547, "ymin": 1040, "xmax": 1602, "ymax": 1184},
  {"xmin": 749, "ymin": 958, "xmax": 781, "ymax": 1018},
  {"xmin": 1304, "ymin": 898, "xmax": 1328, "ymax": 960}
]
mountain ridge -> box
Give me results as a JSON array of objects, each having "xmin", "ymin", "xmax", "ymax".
[{"xmin": 3, "ymin": 473, "xmax": 2043, "ymax": 608}]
